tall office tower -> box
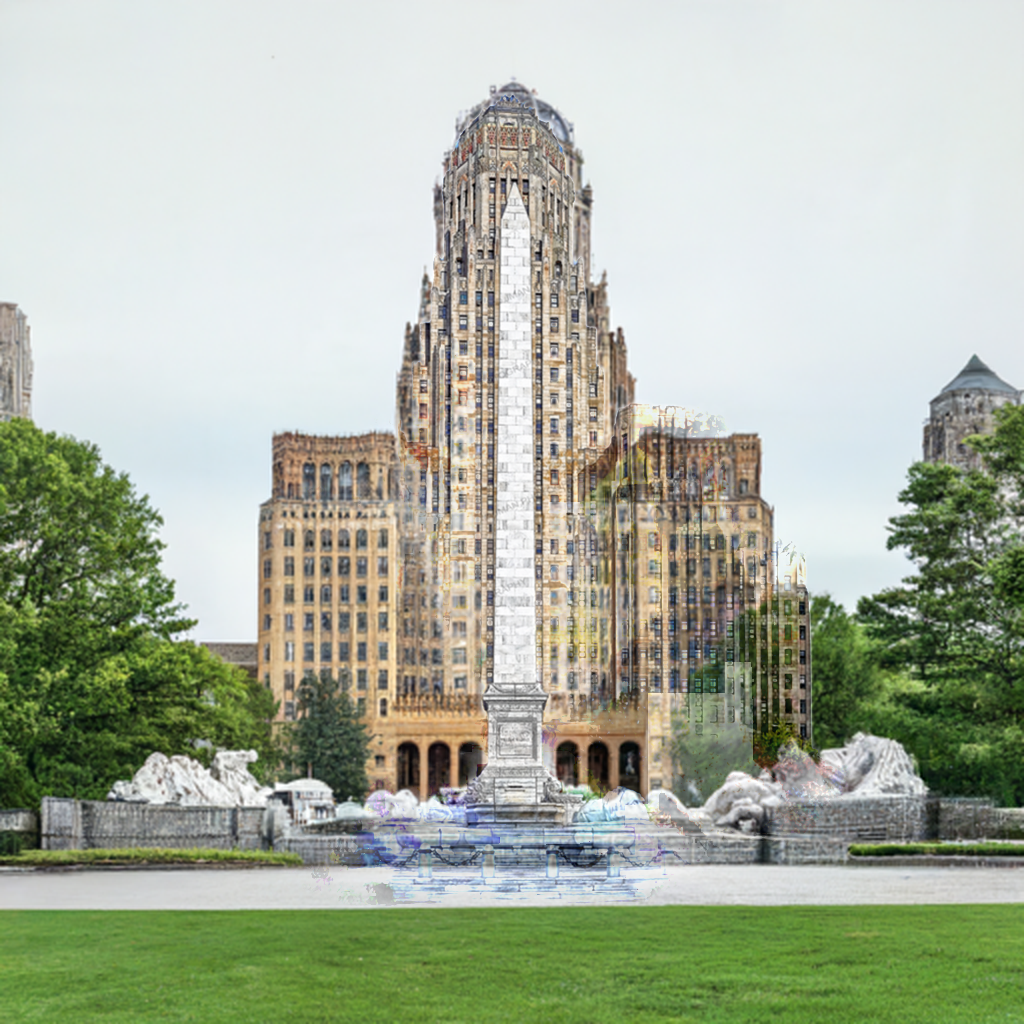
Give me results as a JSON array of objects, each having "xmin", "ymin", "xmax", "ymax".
[
  {"xmin": 573, "ymin": 405, "xmax": 810, "ymax": 794},
  {"xmin": 0, "ymin": 303, "xmax": 33, "ymax": 422},
  {"xmin": 257, "ymin": 432, "xmax": 400, "ymax": 764},
  {"xmin": 391, "ymin": 83, "xmax": 635, "ymax": 793},
  {"xmin": 260, "ymin": 83, "xmax": 809, "ymax": 798},
  {"xmin": 923, "ymin": 355, "xmax": 1020, "ymax": 470}
]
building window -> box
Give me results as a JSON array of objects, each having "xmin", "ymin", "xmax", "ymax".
[
  {"xmin": 378, "ymin": 642, "xmax": 389, "ymax": 660},
  {"xmin": 339, "ymin": 641, "xmax": 349, "ymax": 661},
  {"xmin": 550, "ymin": 317, "xmax": 558, "ymax": 332},
  {"xmin": 303, "ymin": 642, "xmax": 314, "ymax": 662},
  {"xmin": 378, "ymin": 669, "xmax": 388, "ymax": 690},
  {"xmin": 284, "ymin": 585, "xmax": 295, "ymax": 604},
  {"xmin": 357, "ymin": 670, "xmax": 368, "ymax": 691},
  {"xmin": 357, "ymin": 557, "xmax": 368, "ymax": 577},
  {"xmin": 357, "ymin": 642, "xmax": 367, "ymax": 661},
  {"xmin": 284, "ymin": 613, "xmax": 294, "ymax": 631},
  {"xmin": 303, "ymin": 557, "xmax": 315, "ymax": 577},
  {"xmin": 377, "ymin": 556, "xmax": 389, "ymax": 575},
  {"xmin": 321, "ymin": 585, "xmax": 332, "ymax": 603}
]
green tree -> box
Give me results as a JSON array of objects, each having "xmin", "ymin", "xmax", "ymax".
[
  {"xmin": 808, "ymin": 594, "xmax": 887, "ymax": 749},
  {"xmin": 0, "ymin": 420, "xmax": 279, "ymax": 807},
  {"xmin": 287, "ymin": 673, "xmax": 370, "ymax": 802},
  {"xmin": 857, "ymin": 404, "xmax": 1024, "ymax": 804}
]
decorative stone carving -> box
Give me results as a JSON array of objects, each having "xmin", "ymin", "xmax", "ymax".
[
  {"xmin": 820, "ymin": 732, "xmax": 928, "ymax": 797},
  {"xmin": 694, "ymin": 734, "xmax": 928, "ymax": 833},
  {"xmin": 107, "ymin": 750, "xmax": 272, "ymax": 807}
]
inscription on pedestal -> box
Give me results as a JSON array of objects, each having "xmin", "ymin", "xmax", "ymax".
[{"xmin": 498, "ymin": 722, "xmax": 535, "ymax": 758}]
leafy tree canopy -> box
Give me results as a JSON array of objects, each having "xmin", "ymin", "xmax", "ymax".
[
  {"xmin": 856, "ymin": 403, "xmax": 1024, "ymax": 804},
  {"xmin": 0, "ymin": 420, "xmax": 278, "ymax": 807}
]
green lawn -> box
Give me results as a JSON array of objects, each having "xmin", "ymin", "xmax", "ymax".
[
  {"xmin": 1, "ymin": 906, "xmax": 1021, "ymax": 1023},
  {"xmin": 0, "ymin": 848, "xmax": 302, "ymax": 867}
]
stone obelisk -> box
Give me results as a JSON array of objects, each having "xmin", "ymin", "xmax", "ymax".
[{"xmin": 466, "ymin": 184, "xmax": 567, "ymax": 824}]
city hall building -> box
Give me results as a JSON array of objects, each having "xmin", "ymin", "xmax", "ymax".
[{"xmin": 257, "ymin": 83, "xmax": 811, "ymax": 798}]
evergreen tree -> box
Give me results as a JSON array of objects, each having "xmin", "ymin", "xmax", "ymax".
[{"xmin": 288, "ymin": 673, "xmax": 370, "ymax": 802}]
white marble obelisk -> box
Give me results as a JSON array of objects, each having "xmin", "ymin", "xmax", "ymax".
[
  {"xmin": 493, "ymin": 183, "xmax": 539, "ymax": 696},
  {"xmin": 466, "ymin": 184, "xmax": 567, "ymax": 823}
]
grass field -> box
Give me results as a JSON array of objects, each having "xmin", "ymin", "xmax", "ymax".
[{"xmin": 1, "ymin": 905, "xmax": 1021, "ymax": 1023}]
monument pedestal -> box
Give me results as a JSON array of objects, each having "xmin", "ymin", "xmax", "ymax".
[{"xmin": 465, "ymin": 686, "xmax": 580, "ymax": 827}]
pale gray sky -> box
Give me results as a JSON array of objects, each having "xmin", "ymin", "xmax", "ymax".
[{"xmin": 2, "ymin": 1, "xmax": 1022, "ymax": 639}]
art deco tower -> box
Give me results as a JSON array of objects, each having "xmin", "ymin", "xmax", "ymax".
[{"xmin": 395, "ymin": 82, "xmax": 634, "ymax": 710}]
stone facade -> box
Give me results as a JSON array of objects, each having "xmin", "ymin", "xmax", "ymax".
[
  {"xmin": 0, "ymin": 302, "xmax": 32, "ymax": 422},
  {"xmin": 257, "ymin": 431, "xmax": 400, "ymax": 726},
  {"xmin": 573, "ymin": 405, "xmax": 811, "ymax": 792},
  {"xmin": 923, "ymin": 355, "xmax": 1020, "ymax": 470},
  {"xmin": 256, "ymin": 83, "xmax": 807, "ymax": 799}
]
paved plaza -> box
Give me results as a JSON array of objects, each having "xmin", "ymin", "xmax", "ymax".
[{"xmin": 2, "ymin": 864, "xmax": 1022, "ymax": 910}]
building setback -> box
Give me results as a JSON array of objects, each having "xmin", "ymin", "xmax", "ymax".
[{"xmin": 257, "ymin": 83, "xmax": 810, "ymax": 797}]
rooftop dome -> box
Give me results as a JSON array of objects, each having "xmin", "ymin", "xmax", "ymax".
[
  {"xmin": 457, "ymin": 80, "xmax": 573, "ymax": 146},
  {"xmin": 939, "ymin": 355, "xmax": 1018, "ymax": 395}
]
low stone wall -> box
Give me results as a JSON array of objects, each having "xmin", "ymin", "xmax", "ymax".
[
  {"xmin": 280, "ymin": 834, "xmax": 366, "ymax": 866},
  {"xmin": 937, "ymin": 799, "xmax": 1024, "ymax": 841},
  {"xmin": 0, "ymin": 809, "xmax": 39, "ymax": 852},
  {"xmin": 40, "ymin": 798, "xmax": 266, "ymax": 851},
  {"xmin": 766, "ymin": 796, "xmax": 930, "ymax": 844}
]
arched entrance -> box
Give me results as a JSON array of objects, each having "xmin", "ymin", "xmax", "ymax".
[
  {"xmin": 588, "ymin": 741, "xmax": 609, "ymax": 792},
  {"xmin": 458, "ymin": 742, "xmax": 484, "ymax": 786},
  {"xmin": 397, "ymin": 742, "xmax": 419, "ymax": 792},
  {"xmin": 619, "ymin": 741, "xmax": 641, "ymax": 793},
  {"xmin": 556, "ymin": 741, "xmax": 579, "ymax": 786},
  {"xmin": 427, "ymin": 742, "xmax": 451, "ymax": 795}
]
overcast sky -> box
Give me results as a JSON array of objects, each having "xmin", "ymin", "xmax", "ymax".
[{"xmin": 2, "ymin": 1, "xmax": 1022, "ymax": 640}]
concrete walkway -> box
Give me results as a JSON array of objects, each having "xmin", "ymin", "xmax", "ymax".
[{"xmin": 2, "ymin": 864, "xmax": 1023, "ymax": 909}]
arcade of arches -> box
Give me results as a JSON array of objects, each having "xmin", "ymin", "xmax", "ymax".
[{"xmin": 391, "ymin": 734, "xmax": 643, "ymax": 800}]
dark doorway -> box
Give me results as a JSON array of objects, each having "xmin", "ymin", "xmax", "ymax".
[
  {"xmin": 427, "ymin": 742, "xmax": 451, "ymax": 794},
  {"xmin": 619, "ymin": 741, "xmax": 641, "ymax": 793},
  {"xmin": 588, "ymin": 741, "xmax": 609, "ymax": 792},
  {"xmin": 458, "ymin": 742, "xmax": 484, "ymax": 786},
  {"xmin": 397, "ymin": 742, "xmax": 420, "ymax": 792},
  {"xmin": 556, "ymin": 741, "xmax": 579, "ymax": 786}
]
